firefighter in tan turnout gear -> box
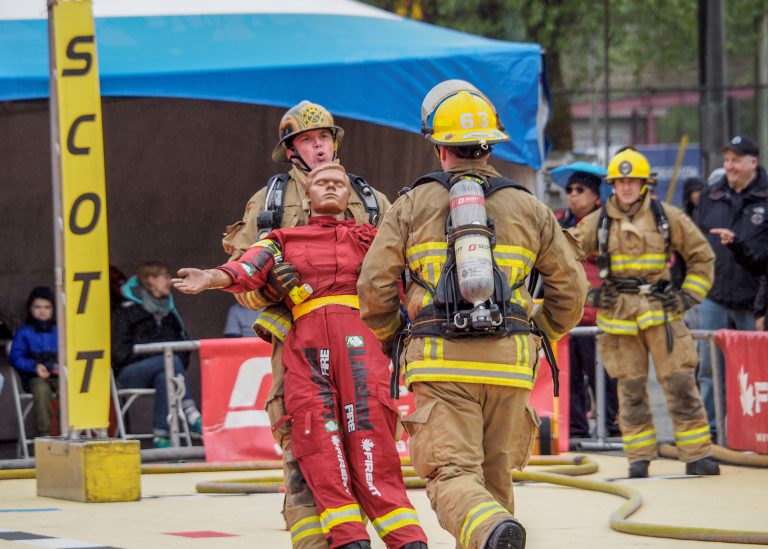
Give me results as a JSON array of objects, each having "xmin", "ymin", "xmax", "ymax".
[
  {"xmin": 567, "ymin": 147, "xmax": 720, "ymax": 479},
  {"xmin": 222, "ymin": 101, "xmax": 391, "ymax": 549},
  {"xmin": 357, "ymin": 80, "xmax": 587, "ymax": 549}
]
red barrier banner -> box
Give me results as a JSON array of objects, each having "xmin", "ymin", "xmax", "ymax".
[
  {"xmin": 199, "ymin": 338, "xmax": 278, "ymax": 462},
  {"xmin": 200, "ymin": 336, "xmax": 570, "ymax": 461},
  {"xmin": 717, "ymin": 330, "xmax": 768, "ymax": 454}
]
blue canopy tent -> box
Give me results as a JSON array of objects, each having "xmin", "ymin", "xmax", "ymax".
[
  {"xmin": 0, "ymin": 0, "xmax": 548, "ymax": 168},
  {"xmin": 0, "ymin": 0, "xmax": 550, "ymax": 353}
]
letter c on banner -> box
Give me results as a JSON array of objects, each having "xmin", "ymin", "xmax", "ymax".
[
  {"xmin": 69, "ymin": 192, "xmax": 101, "ymax": 235},
  {"xmin": 67, "ymin": 114, "xmax": 96, "ymax": 155}
]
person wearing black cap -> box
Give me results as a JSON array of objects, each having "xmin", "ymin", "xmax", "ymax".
[
  {"xmin": 9, "ymin": 287, "xmax": 59, "ymax": 437},
  {"xmin": 554, "ymin": 171, "xmax": 620, "ymax": 439},
  {"xmin": 693, "ymin": 135, "xmax": 768, "ymax": 436}
]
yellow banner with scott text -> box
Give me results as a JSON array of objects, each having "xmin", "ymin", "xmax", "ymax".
[{"xmin": 50, "ymin": 0, "xmax": 111, "ymax": 430}]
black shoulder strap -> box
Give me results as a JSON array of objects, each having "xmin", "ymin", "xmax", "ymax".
[
  {"xmin": 595, "ymin": 199, "xmax": 671, "ymax": 280},
  {"xmin": 486, "ymin": 176, "xmax": 532, "ymax": 196},
  {"xmin": 256, "ymin": 173, "xmax": 290, "ymax": 239},
  {"xmin": 410, "ymin": 171, "xmax": 452, "ymax": 191},
  {"xmin": 649, "ymin": 198, "xmax": 671, "ymax": 256},
  {"xmin": 596, "ymin": 205, "xmax": 611, "ymax": 279},
  {"xmin": 409, "ymin": 171, "xmax": 532, "ymax": 197},
  {"xmin": 347, "ymin": 172, "xmax": 380, "ymax": 225}
]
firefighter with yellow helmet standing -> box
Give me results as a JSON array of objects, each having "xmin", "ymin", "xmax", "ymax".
[
  {"xmin": 357, "ymin": 80, "xmax": 587, "ymax": 549},
  {"xmin": 567, "ymin": 147, "xmax": 719, "ymax": 478},
  {"xmin": 222, "ymin": 101, "xmax": 391, "ymax": 549}
]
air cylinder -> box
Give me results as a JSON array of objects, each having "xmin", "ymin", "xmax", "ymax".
[{"xmin": 449, "ymin": 178, "xmax": 494, "ymax": 306}]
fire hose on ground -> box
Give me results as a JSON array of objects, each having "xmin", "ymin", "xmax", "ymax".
[{"xmin": 2, "ymin": 451, "xmax": 767, "ymax": 544}]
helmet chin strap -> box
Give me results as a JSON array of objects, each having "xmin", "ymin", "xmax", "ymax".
[{"xmin": 288, "ymin": 144, "xmax": 312, "ymax": 172}]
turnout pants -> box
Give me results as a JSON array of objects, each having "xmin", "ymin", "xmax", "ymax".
[
  {"xmin": 403, "ymin": 381, "xmax": 537, "ymax": 549},
  {"xmin": 267, "ymin": 342, "xmax": 327, "ymax": 549},
  {"xmin": 283, "ymin": 305, "xmax": 427, "ymax": 549},
  {"xmin": 597, "ymin": 318, "xmax": 712, "ymax": 464}
]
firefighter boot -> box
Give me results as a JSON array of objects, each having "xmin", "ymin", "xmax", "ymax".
[
  {"xmin": 485, "ymin": 519, "xmax": 526, "ymax": 549},
  {"xmin": 685, "ymin": 457, "xmax": 720, "ymax": 476},
  {"xmin": 399, "ymin": 543, "xmax": 428, "ymax": 549},
  {"xmin": 338, "ymin": 542, "xmax": 372, "ymax": 549},
  {"xmin": 628, "ymin": 460, "xmax": 650, "ymax": 478}
]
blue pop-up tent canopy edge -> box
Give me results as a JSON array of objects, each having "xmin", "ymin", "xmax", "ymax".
[{"xmin": 0, "ymin": 7, "xmax": 547, "ymax": 168}]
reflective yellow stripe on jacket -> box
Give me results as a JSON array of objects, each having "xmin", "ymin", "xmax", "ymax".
[
  {"xmin": 404, "ymin": 355, "xmax": 534, "ymax": 389},
  {"xmin": 405, "ymin": 242, "xmax": 533, "ymax": 310},
  {"xmin": 609, "ymin": 253, "xmax": 667, "ymax": 274},
  {"xmin": 406, "ymin": 242, "xmax": 447, "ymax": 307},
  {"xmin": 681, "ymin": 273, "xmax": 711, "ymax": 300},
  {"xmin": 254, "ymin": 307, "xmax": 292, "ymax": 342},
  {"xmin": 372, "ymin": 507, "xmax": 421, "ymax": 538}
]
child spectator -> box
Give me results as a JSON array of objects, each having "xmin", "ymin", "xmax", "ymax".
[{"xmin": 10, "ymin": 287, "xmax": 59, "ymax": 436}]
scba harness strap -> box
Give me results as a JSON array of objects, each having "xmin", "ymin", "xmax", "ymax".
[
  {"xmin": 390, "ymin": 171, "xmax": 560, "ymax": 397},
  {"xmin": 595, "ymin": 197, "xmax": 671, "ymax": 280},
  {"xmin": 256, "ymin": 171, "xmax": 380, "ymax": 239},
  {"xmin": 595, "ymin": 197, "xmax": 676, "ymax": 351}
]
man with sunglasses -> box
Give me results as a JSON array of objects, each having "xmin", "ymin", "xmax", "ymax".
[{"xmin": 551, "ymin": 165, "xmax": 620, "ymax": 440}]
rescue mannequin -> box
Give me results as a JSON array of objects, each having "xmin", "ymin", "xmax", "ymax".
[
  {"xmin": 567, "ymin": 147, "xmax": 720, "ymax": 478},
  {"xmin": 357, "ymin": 80, "xmax": 587, "ymax": 549},
  {"xmin": 221, "ymin": 101, "xmax": 391, "ymax": 549},
  {"xmin": 175, "ymin": 164, "xmax": 427, "ymax": 549}
]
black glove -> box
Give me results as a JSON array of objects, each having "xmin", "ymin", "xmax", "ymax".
[
  {"xmin": 264, "ymin": 262, "xmax": 299, "ymax": 302},
  {"xmin": 586, "ymin": 285, "xmax": 618, "ymax": 309},
  {"xmin": 661, "ymin": 287, "xmax": 694, "ymax": 314}
]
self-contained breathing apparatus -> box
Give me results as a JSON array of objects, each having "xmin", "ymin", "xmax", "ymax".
[
  {"xmin": 595, "ymin": 198, "xmax": 679, "ymax": 351},
  {"xmin": 256, "ymin": 172, "xmax": 380, "ymax": 239},
  {"xmin": 389, "ymin": 171, "xmax": 560, "ymax": 397}
]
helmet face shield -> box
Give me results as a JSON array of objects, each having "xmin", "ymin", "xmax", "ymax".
[
  {"xmin": 421, "ymin": 81, "xmax": 509, "ymax": 147},
  {"xmin": 272, "ymin": 101, "xmax": 344, "ymax": 163}
]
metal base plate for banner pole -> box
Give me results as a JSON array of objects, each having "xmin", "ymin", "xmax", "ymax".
[{"xmin": 35, "ymin": 438, "xmax": 141, "ymax": 502}]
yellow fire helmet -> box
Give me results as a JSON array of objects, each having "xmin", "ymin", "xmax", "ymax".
[
  {"xmin": 272, "ymin": 100, "xmax": 345, "ymax": 163},
  {"xmin": 421, "ymin": 80, "xmax": 509, "ymax": 147},
  {"xmin": 606, "ymin": 147, "xmax": 652, "ymax": 183}
]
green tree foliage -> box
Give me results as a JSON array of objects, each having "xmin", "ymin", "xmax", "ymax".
[{"xmin": 363, "ymin": 0, "xmax": 768, "ymax": 150}]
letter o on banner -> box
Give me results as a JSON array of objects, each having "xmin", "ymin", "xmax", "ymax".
[{"xmin": 68, "ymin": 192, "xmax": 101, "ymax": 235}]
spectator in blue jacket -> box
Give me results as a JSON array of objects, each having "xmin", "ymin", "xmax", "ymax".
[
  {"xmin": 694, "ymin": 135, "xmax": 768, "ymax": 436},
  {"xmin": 111, "ymin": 261, "xmax": 202, "ymax": 448},
  {"xmin": 9, "ymin": 287, "xmax": 59, "ymax": 436}
]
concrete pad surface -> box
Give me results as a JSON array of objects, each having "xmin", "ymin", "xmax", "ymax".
[{"xmin": 0, "ymin": 453, "xmax": 766, "ymax": 548}]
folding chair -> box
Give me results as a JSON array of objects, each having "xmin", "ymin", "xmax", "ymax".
[
  {"xmin": 110, "ymin": 370, "xmax": 192, "ymax": 446},
  {"xmin": 9, "ymin": 368, "xmax": 34, "ymax": 459}
]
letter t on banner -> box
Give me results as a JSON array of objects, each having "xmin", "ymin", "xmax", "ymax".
[{"xmin": 49, "ymin": 0, "xmax": 111, "ymax": 435}]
